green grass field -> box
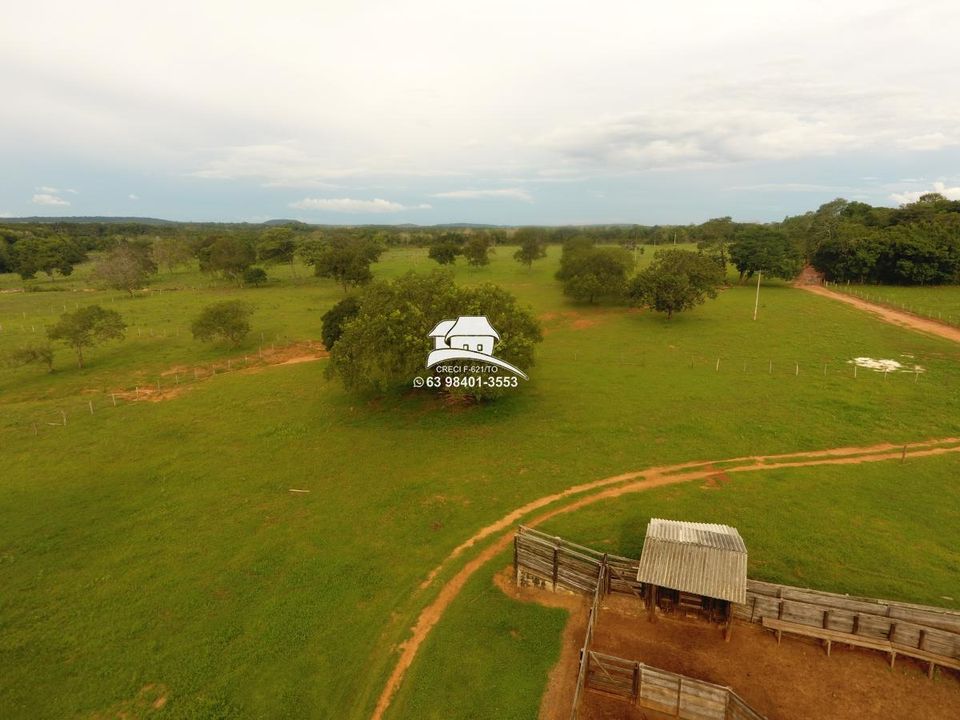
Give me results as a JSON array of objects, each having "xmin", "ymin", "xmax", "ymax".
[{"xmin": 2, "ymin": 246, "xmax": 960, "ymax": 719}]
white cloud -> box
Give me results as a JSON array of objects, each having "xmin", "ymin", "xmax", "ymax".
[
  {"xmin": 0, "ymin": 211, "xmax": 12, "ymax": 218},
  {"xmin": 288, "ymin": 197, "xmax": 431, "ymax": 214},
  {"xmin": 32, "ymin": 193, "xmax": 70, "ymax": 206},
  {"xmin": 897, "ymin": 133, "xmax": 958, "ymax": 151},
  {"xmin": 36, "ymin": 185, "xmax": 78, "ymax": 194},
  {"xmin": 889, "ymin": 181, "xmax": 960, "ymax": 205},
  {"xmin": 431, "ymin": 188, "xmax": 532, "ymax": 202},
  {"xmin": 128, "ymin": 193, "xmax": 139, "ymax": 200}
]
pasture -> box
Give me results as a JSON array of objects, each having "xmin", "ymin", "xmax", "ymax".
[{"xmin": 2, "ymin": 245, "xmax": 959, "ymax": 719}]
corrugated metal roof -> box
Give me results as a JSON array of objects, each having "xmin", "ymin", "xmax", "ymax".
[{"xmin": 636, "ymin": 519, "xmax": 748, "ymax": 603}]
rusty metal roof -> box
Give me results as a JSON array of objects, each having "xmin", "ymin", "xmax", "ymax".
[{"xmin": 636, "ymin": 519, "xmax": 747, "ymax": 603}]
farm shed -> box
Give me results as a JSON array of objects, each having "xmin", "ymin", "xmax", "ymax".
[{"xmin": 636, "ymin": 519, "xmax": 747, "ymax": 629}]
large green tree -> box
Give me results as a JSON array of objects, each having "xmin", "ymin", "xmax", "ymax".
[
  {"xmin": 462, "ymin": 236, "xmax": 492, "ymax": 267},
  {"xmin": 729, "ymin": 226, "xmax": 804, "ymax": 282},
  {"xmin": 257, "ymin": 227, "xmax": 299, "ymax": 276},
  {"xmin": 197, "ymin": 236, "xmax": 257, "ymax": 283},
  {"xmin": 629, "ymin": 249, "xmax": 724, "ymax": 319},
  {"xmin": 191, "ymin": 301, "xmax": 254, "ymax": 346},
  {"xmin": 328, "ymin": 271, "xmax": 542, "ymax": 399},
  {"xmin": 47, "ymin": 305, "xmax": 126, "ymax": 368},
  {"xmin": 555, "ymin": 240, "xmax": 634, "ymax": 303},
  {"xmin": 302, "ymin": 236, "xmax": 384, "ymax": 291},
  {"xmin": 513, "ymin": 227, "xmax": 548, "ymax": 268}
]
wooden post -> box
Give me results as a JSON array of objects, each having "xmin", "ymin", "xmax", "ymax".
[
  {"xmin": 632, "ymin": 662, "xmax": 640, "ymax": 701},
  {"xmin": 901, "ymin": 445, "xmax": 907, "ymax": 463},
  {"xmin": 88, "ymin": 401, "xmax": 94, "ymax": 415},
  {"xmin": 60, "ymin": 410, "xmax": 67, "ymax": 426},
  {"xmin": 552, "ymin": 545, "xmax": 559, "ymax": 591},
  {"xmin": 513, "ymin": 535, "xmax": 519, "ymax": 584}
]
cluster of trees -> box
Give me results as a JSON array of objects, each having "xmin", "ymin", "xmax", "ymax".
[
  {"xmin": 801, "ymin": 195, "xmax": 960, "ymax": 284},
  {"xmin": 554, "ymin": 239, "xmax": 726, "ymax": 318},
  {"xmin": 321, "ymin": 271, "xmax": 542, "ymax": 400}
]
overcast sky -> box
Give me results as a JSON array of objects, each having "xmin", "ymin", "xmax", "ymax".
[{"xmin": 2, "ymin": 0, "xmax": 959, "ymax": 224}]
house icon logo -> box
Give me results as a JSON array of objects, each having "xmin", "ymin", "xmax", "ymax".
[{"xmin": 426, "ymin": 316, "xmax": 528, "ymax": 379}]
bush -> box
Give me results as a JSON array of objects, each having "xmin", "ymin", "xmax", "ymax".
[
  {"xmin": 191, "ymin": 301, "xmax": 254, "ymax": 346},
  {"xmin": 243, "ymin": 267, "xmax": 268, "ymax": 287}
]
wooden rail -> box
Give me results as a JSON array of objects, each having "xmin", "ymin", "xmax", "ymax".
[
  {"xmin": 584, "ymin": 651, "xmax": 766, "ymax": 720},
  {"xmin": 762, "ymin": 617, "xmax": 960, "ymax": 678},
  {"xmin": 736, "ymin": 579, "xmax": 960, "ymax": 663}
]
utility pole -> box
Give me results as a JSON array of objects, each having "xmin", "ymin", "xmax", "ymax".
[{"xmin": 753, "ymin": 270, "xmax": 762, "ymax": 321}]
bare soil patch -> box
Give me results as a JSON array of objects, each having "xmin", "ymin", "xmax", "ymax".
[
  {"xmin": 86, "ymin": 683, "xmax": 169, "ymax": 719},
  {"xmin": 799, "ymin": 284, "xmax": 960, "ymax": 344},
  {"xmin": 116, "ymin": 341, "xmax": 328, "ymax": 403},
  {"xmin": 576, "ymin": 598, "xmax": 960, "ymax": 720}
]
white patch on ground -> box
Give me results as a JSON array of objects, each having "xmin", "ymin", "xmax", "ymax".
[{"xmin": 848, "ymin": 357, "xmax": 925, "ymax": 373}]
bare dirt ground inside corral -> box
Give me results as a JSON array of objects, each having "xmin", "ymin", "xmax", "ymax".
[
  {"xmin": 798, "ymin": 284, "xmax": 960, "ymax": 344},
  {"xmin": 574, "ymin": 594, "xmax": 960, "ymax": 720}
]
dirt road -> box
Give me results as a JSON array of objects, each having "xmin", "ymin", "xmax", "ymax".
[
  {"xmin": 370, "ymin": 437, "xmax": 960, "ymax": 720},
  {"xmin": 799, "ymin": 284, "xmax": 960, "ymax": 343}
]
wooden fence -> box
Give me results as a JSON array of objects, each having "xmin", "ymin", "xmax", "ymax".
[
  {"xmin": 584, "ymin": 651, "xmax": 765, "ymax": 720},
  {"xmin": 514, "ymin": 528, "xmax": 960, "ymax": 673},
  {"xmin": 569, "ymin": 563, "xmax": 606, "ymax": 720},
  {"xmin": 514, "ymin": 526, "xmax": 642, "ymax": 597},
  {"xmin": 734, "ymin": 579, "xmax": 960, "ymax": 662}
]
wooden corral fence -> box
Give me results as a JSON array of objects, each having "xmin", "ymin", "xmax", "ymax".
[
  {"xmin": 569, "ymin": 563, "xmax": 606, "ymax": 720},
  {"xmin": 514, "ymin": 526, "xmax": 643, "ymax": 597},
  {"xmin": 584, "ymin": 651, "xmax": 764, "ymax": 720},
  {"xmin": 514, "ymin": 528, "xmax": 960, "ymax": 678},
  {"xmin": 734, "ymin": 579, "xmax": 960, "ymax": 676}
]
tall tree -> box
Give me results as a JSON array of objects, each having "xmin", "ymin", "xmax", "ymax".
[
  {"xmin": 729, "ymin": 226, "xmax": 804, "ymax": 282},
  {"xmin": 428, "ymin": 241, "xmax": 461, "ymax": 265},
  {"xmin": 555, "ymin": 241, "xmax": 634, "ymax": 304},
  {"xmin": 629, "ymin": 249, "xmax": 724, "ymax": 319},
  {"xmin": 257, "ymin": 227, "xmax": 299, "ymax": 276},
  {"xmin": 462, "ymin": 236, "xmax": 492, "ymax": 267},
  {"xmin": 47, "ymin": 305, "xmax": 126, "ymax": 368},
  {"xmin": 328, "ymin": 271, "xmax": 542, "ymax": 399},
  {"xmin": 303, "ymin": 236, "xmax": 384, "ymax": 291},
  {"xmin": 197, "ymin": 236, "xmax": 256, "ymax": 284},
  {"xmin": 513, "ymin": 227, "xmax": 548, "ymax": 268},
  {"xmin": 92, "ymin": 242, "xmax": 158, "ymax": 295}
]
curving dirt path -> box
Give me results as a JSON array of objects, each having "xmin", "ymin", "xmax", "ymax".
[
  {"xmin": 799, "ymin": 284, "xmax": 960, "ymax": 344},
  {"xmin": 370, "ymin": 437, "xmax": 960, "ymax": 720}
]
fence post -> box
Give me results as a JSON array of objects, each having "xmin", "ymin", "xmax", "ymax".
[{"xmin": 552, "ymin": 542, "xmax": 560, "ymax": 591}]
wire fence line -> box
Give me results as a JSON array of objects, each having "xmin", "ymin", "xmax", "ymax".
[{"xmin": 824, "ymin": 281, "xmax": 960, "ymax": 327}]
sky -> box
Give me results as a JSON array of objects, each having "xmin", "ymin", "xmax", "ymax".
[{"xmin": 2, "ymin": 0, "xmax": 960, "ymax": 225}]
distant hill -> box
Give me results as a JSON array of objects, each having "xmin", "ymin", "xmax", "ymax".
[
  {"xmin": 0, "ymin": 216, "xmax": 180, "ymax": 226},
  {"xmin": 0, "ymin": 216, "xmax": 513, "ymax": 229},
  {"xmin": 261, "ymin": 219, "xmax": 309, "ymax": 227}
]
